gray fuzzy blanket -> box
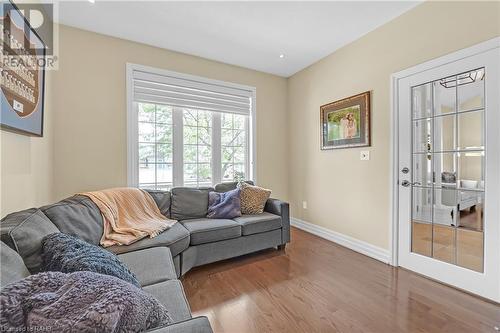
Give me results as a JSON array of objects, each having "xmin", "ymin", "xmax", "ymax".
[
  {"xmin": 0, "ymin": 271, "xmax": 172, "ymax": 332},
  {"xmin": 42, "ymin": 233, "xmax": 140, "ymax": 287}
]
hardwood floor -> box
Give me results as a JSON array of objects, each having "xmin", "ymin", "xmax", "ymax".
[
  {"xmin": 411, "ymin": 202, "xmax": 485, "ymax": 272},
  {"xmin": 182, "ymin": 227, "xmax": 500, "ymax": 333}
]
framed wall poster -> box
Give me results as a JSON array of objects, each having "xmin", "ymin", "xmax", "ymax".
[
  {"xmin": 0, "ymin": 1, "xmax": 46, "ymax": 136},
  {"xmin": 320, "ymin": 91, "xmax": 371, "ymax": 149}
]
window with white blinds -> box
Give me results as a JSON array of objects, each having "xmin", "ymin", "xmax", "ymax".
[{"xmin": 127, "ymin": 64, "xmax": 256, "ymax": 189}]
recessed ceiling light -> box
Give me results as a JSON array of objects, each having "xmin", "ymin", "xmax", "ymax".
[
  {"xmin": 88, "ymin": 0, "xmax": 95, "ymax": 3},
  {"xmin": 279, "ymin": 54, "xmax": 285, "ymax": 59}
]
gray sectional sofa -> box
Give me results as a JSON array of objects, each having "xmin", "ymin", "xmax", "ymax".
[{"xmin": 0, "ymin": 181, "xmax": 290, "ymax": 332}]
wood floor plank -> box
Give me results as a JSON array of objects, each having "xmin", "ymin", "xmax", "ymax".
[{"xmin": 182, "ymin": 227, "xmax": 500, "ymax": 333}]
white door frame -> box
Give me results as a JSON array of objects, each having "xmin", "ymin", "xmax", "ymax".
[{"xmin": 390, "ymin": 37, "xmax": 500, "ymax": 268}]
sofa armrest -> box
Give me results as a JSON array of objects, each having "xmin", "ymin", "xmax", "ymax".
[
  {"xmin": 265, "ymin": 198, "xmax": 290, "ymax": 244},
  {"xmin": 147, "ymin": 317, "xmax": 213, "ymax": 333}
]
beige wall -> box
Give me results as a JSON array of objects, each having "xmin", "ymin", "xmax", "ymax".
[
  {"xmin": 50, "ymin": 25, "xmax": 289, "ymax": 201},
  {"xmin": 287, "ymin": 1, "xmax": 500, "ymax": 250},
  {"xmin": 1, "ymin": 71, "xmax": 54, "ymax": 217}
]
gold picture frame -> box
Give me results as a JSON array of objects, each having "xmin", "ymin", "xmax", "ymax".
[{"xmin": 320, "ymin": 91, "xmax": 371, "ymax": 150}]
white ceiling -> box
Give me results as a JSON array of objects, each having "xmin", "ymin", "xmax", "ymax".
[{"xmin": 55, "ymin": 1, "xmax": 421, "ymax": 77}]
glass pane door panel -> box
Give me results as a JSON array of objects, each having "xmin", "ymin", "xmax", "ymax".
[
  {"xmin": 433, "ymin": 76, "xmax": 456, "ymax": 115},
  {"xmin": 458, "ymin": 190, "xmax": 484, "ymax": 232},
  {"xmin": 433, "ymin": 152, "xmax": 456, "ymax": 187},
  {"xmin": 412, "ymin": 187, "xmax": 433, "ymax": 223},
  {"xmin": 433, "ymin": 188, "xmax": 458, "ymax": 227},
  {"xmin": 413, "ymin": 119, "xmax": 432, "ymax": 153},
  {"xmin": 412, "ymin": 83, "xmax": 432, "ymax": 119},
  {"xmin": 406, "ymin": 62, "xmax": 490, "ymax": 282},
  {"xmin": 434, "ymin": 114, "xmax": 456, "ymax": 152},
  {"xmin": 412, "ymin": 221, "xmax": 432, "ymax": 257},
  {"xmin": 458, "ymin": 68, "xmax": 484, "ymax": 112},
  {"xmin": 458, "ymin": 111, "xmax": 484, "ymax": 150},
  {"xmin": 458, "ymin": 152, "xmax": 484, "ymax": 184},
  {"xmin": 432, "ymin": 224, "xmax": 455, "ymax": 265},
  {"xmin": 413, "ymin": 153, "xmax": 432, "ymax": 187},
  {"xmin": 411, "ymin": 187, "xmax": 433, "ymax": 257},
  {"xmin": 433, "ymin": 187, "xmax": 457, "ymax": 265},
  {"xmin": 456, "ymin": 228, "xmax": 484, "ymax": 272}
]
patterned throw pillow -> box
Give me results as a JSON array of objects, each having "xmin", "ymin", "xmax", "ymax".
[
  {"xmin": 239, "ymin": 183, "xmax": 272, "ymax": 214},
  {"xmin": 207, "ymin": 188, "xmax": 242, "ymax": 219}
]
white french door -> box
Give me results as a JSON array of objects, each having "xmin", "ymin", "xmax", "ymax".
[{"xmin": 396, "ymin": 41, "xmax": 500, "ymax": 302}]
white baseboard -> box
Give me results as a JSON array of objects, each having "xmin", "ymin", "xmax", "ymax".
[{"xmin": 290, "ymin": 218, "xmax": 391, "ymax": 264}]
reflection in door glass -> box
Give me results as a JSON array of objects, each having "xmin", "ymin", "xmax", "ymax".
[
  {"xmin": 458, "ymin": 110, "xmax": 484, "ymax": 150},
  {"xmin": 412, "ymin": 83, "xmax": 432, "ymax": 119},
  {"xmin": 458, "ymin": 69, "xmax": 484, "ymax": 111},
  {"xmin": 413, "ymin": 118, "xmax": 432, "ymax": 153},
  {"xmin": 434, "ymin": 76, "xmax": 456, "ymax": 115},
  {"xmin": 412, "ymin": 153, "xmax": 432, "ymax": 187},
  {"xmin": 434, "ymin": 114, "xmax": 456, "ymax": 152},
  {"xmin": 411, "ymin": 187, "xmax": 432, "ymax": 257}
]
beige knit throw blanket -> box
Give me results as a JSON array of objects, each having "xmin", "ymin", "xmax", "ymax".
[{"xmin": 80, "ymin": 187, "xmax": 176, "ymax": 247}]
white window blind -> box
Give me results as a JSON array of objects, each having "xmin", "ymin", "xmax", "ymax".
[
  {"xmin": 127, "ymin": 64, "xmax": 256, "ymax": 189},
  {"xmin": 132, "ymin": 69, "xmax": 253, "ymax": 116}
]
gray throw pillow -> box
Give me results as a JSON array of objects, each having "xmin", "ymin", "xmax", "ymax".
[{"xmin": 41, "ymin": 233, "xmax": 140, "ymax": 287}]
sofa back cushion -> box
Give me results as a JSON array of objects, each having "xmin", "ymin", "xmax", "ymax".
[
  {"xmin": 214, "ymin": 181, "xmax": 254, "ymax": 193},
  {"xmin": 0, "ymin": 241, "xmax": 30, "ymax": 288},
  {"xmin": 171, "ymin": 187, "xmax": 213, "ymax": 220},
  {"xmin": 40, "ymin": 195, "xmax": 104, "ymax": 245},
  {"xmin": 145, "ymin": 190, "xmax": 171, "ymax": 218},
  {"xmin": 0, "ymin": 208, "xmax": 59, "ymax": 273}
]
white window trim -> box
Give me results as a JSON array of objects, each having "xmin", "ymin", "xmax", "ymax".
[{"xmin": 126, "ymin": 63, "xmax": 257, "ymax": 188}]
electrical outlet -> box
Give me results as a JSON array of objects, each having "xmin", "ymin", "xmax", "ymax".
[
  {"xmin": 360, "ymin": 151, "xmax": 370, "ymax": 161},
  {"xmin": 302, "ymin": 201, "xmax": 308, "ymax": 209}
]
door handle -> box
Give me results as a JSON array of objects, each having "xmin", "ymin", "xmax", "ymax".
[{"xmin": 401, "ymin": 180, "xmax": 421, "ymax": 187}]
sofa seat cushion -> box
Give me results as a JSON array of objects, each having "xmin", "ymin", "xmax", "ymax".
[
  {"xmin": 118, "ymin": 247, "xmax": 177, "ymax": 287},
  {"xmin": 143, "ymin": 280, "xmax": 192, "ymax": 323},
  {"xmin": 107, "ymin": 223, "xmax": 190, "ymax": 257},
  {"xmin": 234, "ymin": 212, "xmax": 282, "ymax": 236},
  {"xmin": 181, "ymin": 219, "xmax": 241, "ymax": 245}
]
